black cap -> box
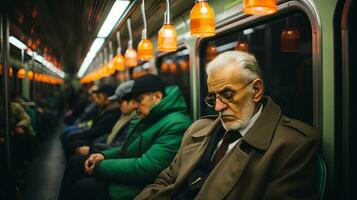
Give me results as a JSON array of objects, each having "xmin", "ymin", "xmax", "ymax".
[
  {"xmin": 93, "ymin": 85, "xmax": 115, "ymax": 96},
  {"xmin": 127, "ymin": 74, "xmax": 165, "ymax": 98}
]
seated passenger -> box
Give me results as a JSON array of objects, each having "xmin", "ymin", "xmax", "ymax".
[
  {"xmin": 61, "ymin": 85, "xmax": 99, "ymax": 142},
  {"xmin": 74, "ymin": 80, "xmax": 137, "ymax": 155},
  {"xmin": 134, "ymin": 51, "xmax": 321, "ymax": 200},
  {"xmin": 63, "ymin": 85, "xmax": 120, "ymax": 158},
  {"xmin": 0, "ymin": 100, "xmax": 34, "ymax": 170},
  {"xmin": 58, "ymin": 74, "xmax": 192, "ymax": 200}
]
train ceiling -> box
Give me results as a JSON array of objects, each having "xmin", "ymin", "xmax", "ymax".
[{"xmin": 7, "ymin": 0, "xmax": 195, "ymax": 76}]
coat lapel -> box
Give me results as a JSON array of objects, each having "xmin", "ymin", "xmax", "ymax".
[
  {"xmin": 195, "ymin": 97, "xmax": 282, "ymax": 200},
  {"xmin": 195, "ymin": 141, "xmax": 250, "ymax": 200},
  {"xmin": 175, "ymin": 119, "xmax": 221, "ymax": 186}
]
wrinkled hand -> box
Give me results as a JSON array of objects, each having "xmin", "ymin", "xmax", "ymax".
[
  {"xmin": 75, "ymin": 146, "xmax": 90, "ymax": 155},
  {"xmin": 84, "ymin": 153, "xmax": 104, "ymax": 175},
  {"xmin": 15, "ymin": 127, "xmax": 25, "ymax": 135}
]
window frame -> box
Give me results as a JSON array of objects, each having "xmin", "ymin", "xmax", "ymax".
[{"xmin": 155, "ymin": 42, "xmax": 193, "ymax": 118}]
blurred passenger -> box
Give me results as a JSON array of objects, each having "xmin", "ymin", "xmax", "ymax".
[
  {"xmin": 63, "ymin": 85, "xmax": 120, "ymax": 158},
  {"xmin": 59, "ymin": 74, "xmax": 192, "ymax": 200},
  {"xmin": 74, "ymin": 80, "xmax": 136, "ymax": 155},
  {"xmin": 135, "ymin": 51, "xmax": 321, "ymax": 200},
  {"xmin": 0, "ymin": 98, "xmax": 34, "ymax": 170},
  {"xmin": 61, "ymin": 85, "xmax": 99, "ymax": 141}
]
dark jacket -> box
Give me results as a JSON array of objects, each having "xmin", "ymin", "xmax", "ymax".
[
  {"xmin": 66, "ymin": 102, "xmax": 121, "ymax": 155},
  {"xmin": 93, "ymin": 86, "xmax": 192, "ymax": 200}
]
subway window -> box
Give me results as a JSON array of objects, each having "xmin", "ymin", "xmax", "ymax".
[
  {"xmin": 156, "ymin": 48, "xmax": 192, "ymax": 117},
  {"xmin": 199, "ymin": 11, "xmax": 313, "ymax": 125}
]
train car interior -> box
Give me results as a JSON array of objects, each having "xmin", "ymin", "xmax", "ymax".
[{"xmin": 1, "ymin": 0, "xmax": 356, "ymax": 199}]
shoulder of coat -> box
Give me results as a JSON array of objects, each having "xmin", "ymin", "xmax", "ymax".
[{"xmin": 280, "ymin": 115, "xmax": 320, "ymax": 138}]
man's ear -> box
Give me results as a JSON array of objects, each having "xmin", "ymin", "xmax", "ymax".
[
  {"xmin": 153, "ymin": 91, "xmax": 163, "ymax": 103},
  {"xmin": 252, "ymin": 79, "xmax": 264, "ymax": 103}
]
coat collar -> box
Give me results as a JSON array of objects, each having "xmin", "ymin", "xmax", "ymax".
[
  {"xmin": 243, "ymin": 97, "xmax": 281, "ymax": 151},
  {"xmin": 192, "ymin": 97, "xmax": 281, "ymax": 151}
]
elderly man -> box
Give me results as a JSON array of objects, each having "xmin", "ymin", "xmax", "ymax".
[
  {"xmin": 59, "ymin": 74, "xmax": 192, "ymax": 200},
  {"xmin": 135, "ymin": 51, "xmax": 321, "ymax": 200}
]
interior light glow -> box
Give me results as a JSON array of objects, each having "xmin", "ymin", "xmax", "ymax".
[
  {"xmin": 9, "ymin": 36, "xmax": 27, "ymax": 49},
  {"xmin": 89, "ymin": 38, "xmax": 105, "ymax": 53},
  {"xmin": 97, "ymin": 0, "xmax": 130, "ymax": 38}
]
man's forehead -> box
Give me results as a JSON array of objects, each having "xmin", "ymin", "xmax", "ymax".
[{"xmin": 207, "ymin": 68, "xmax": 241, "ymax": 90}]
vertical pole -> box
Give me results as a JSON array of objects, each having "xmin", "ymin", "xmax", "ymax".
[{"xmin": 1, "ymin": 6, "xmax": 12, "ymax": 174}]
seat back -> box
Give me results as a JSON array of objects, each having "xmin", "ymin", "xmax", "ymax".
[{"xmin": 316, "ymin": 153, "xmax": 327, "ymax": 200}]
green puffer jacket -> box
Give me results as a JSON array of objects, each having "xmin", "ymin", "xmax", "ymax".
[{"xmin": 93, "ymin": 86, "xmax": 192, "ymax": 200}]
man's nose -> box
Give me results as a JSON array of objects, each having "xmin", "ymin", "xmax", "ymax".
[
  {"xmin": 215, "ymin": 98, "xmax": 228, "ymax": 112},
  {"xmin": 132, "ymin": 101, "xmax": 139, "ymax": 109}
]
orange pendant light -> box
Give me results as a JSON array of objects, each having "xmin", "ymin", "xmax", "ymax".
[
  {"xmin": 125, "ymin": 18, "xmax": 138, "ymax": 67},
  {"xmin": 28, "ymin": 70, "xmax": 34, "ymax": 80},
  {"xmin": 113, "ymin": 54, "xmax": 125, "ymax": 71},
  {"xmin": 206, "ymin": 42, "xmax": 218, "ymax": 62},
  {"xmin": 125, "ymin": 47, "xmax": 138, "ymax": 67},
  {"xmin": 138, "ymin": 38, "xmax": 153, "ymax": 60},
  {"xmin": 158, "ymin": 0, "xmax": 177, "ymax": 52},
  {"xmin": 281, "ymin": 19, "xmax": 300, "ymax": 53},
  {"xmin": 235, "ymin": 41, "xmax": 250, "ymax": 52},
  {"xmin": 243, "ymin": 0, "xmax": 277, "ymax": 16},
  {"xmin": 17, "ymin": 68, "xmax": 26, "ymax": 79},
  {"xmin": 113, "ymin": 31, "xmax": 125, "ymax": 71},
  {"xmin": 138, "ymin": 0, "xmax": 154, "ymax": 60},
  {"xmin": 190, "ymin": 0, "xmax": 215, "ymax": 37},
  {"xmin": 161, "ymin": 62, "xmax": 168, "ymax": 73}
]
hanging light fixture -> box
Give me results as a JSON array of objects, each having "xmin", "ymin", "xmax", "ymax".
[
  {"xmin": 107, "ymin": 43, "xmax": 116, "ymax": 75},
  {"xmin": 235, "ymin": 34, "xmax": 249, "ymax": 52},
  {"xmin": 190, "ymin": 0, "xmax": 215, "ymax": 37},
  {"xmin": 17, "ymin": 68, "xmax": 26, "ymax": 79},
  {"xmin": 113, "ymin": 31, "xmax": 125, "ymax": 71},
  {"xmin": 243, "ymin": 0, "xmax": 277, "ymax": 16},
  {"xmin": 28, "ymin": 70, "xmax": 34, "ymax": 80},
  {"xmin": 158, "ymin": 0, "xmax": 177, "ymax": 52},
  {"xmin": 281, "ymin": 17, "xmax": 300, "ymax": 53},
  {"xmin": 206, "ymin": 41, "xmax": 218, "ymax": 62},
  {"xmin": 235, "ymin": 41, "xmax": 249, "ymax": 52},
  {"xmin": 125, "ymin": 18, "xmax": 138, "ymax": 67},
  {"xmin": 138, "ymin": 0, "xmax": 154, "ymax": 60}
]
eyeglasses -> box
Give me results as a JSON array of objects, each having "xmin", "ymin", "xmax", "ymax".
[{"xmin": 204, "ymin": 80, "xmax": 254, "ymax": 107}]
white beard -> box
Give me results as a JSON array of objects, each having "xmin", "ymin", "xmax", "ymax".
[{"xmin": 220, "ymin": 96, "xmax": 255, "ymax": 131}]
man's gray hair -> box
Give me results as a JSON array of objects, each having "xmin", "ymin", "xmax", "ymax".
[{"xmin": 206, "ymin": 51, "xmax": 263, "ymax": 83}]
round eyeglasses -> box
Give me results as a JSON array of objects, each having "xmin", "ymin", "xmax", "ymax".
[{"xmin": 204, "ymin": 80, "xmax": 254, "ymax": 107}]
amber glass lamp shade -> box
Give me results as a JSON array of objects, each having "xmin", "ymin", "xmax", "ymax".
[
  {"xmin": 206, "ymin": 42, "xmax": 218, "ymax": 62},
  {"xmin": 158, "ymin": 24, "xmax": 177, "ymax": 52},
  {"xmin": 138, "ymin": 39, "xmax": 153, "ymax": 60},
  {"xmin": 161, "ymin": 63, "xmax": 168, "ymax": 73},
  {"xmin": 235, "ymin": 41, "xmax": 249, "ymax": 52},
  {"xmin": 18, "ymin": 68, "xmax": 26, "ymax": 79},
  {"xmin": 28, "ymin": 70, "xmax": 34, "ymax": 80},
  {"xmin": 9, "ymin": 67, "xmax": 13, "ymax": 76},
  {"xmin": 243, "ymin": 0, "xmax": 277, "ymax": 16},
  {"xmin": 113, "ymin": 54, "xmax": 125, "ymax": 71},
  {"xmin": 107, "ymin": 61, "xmax": 116, "ymax": 75},
  {"xmin": 178, "ymin": 59, "xmax": 189, "ymax": 72},
  {"xmin": 190, "ymin": 0, "xmax": 215, "ymax": 37},
  {"xmin": 281, "ymin": 26, "xmax": 300, "ymax": 52},
  {"xmin": 125, "ymin": 48, "xmax": 138, "ymax": 67},
  {"xmin": 169, "ymin": 62, "xmax": 177, "ymax": 73}
]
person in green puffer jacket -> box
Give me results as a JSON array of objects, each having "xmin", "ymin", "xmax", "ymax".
[{"xmin": 59, "ymin": 74, "xmax": 192, "ymax": 200}]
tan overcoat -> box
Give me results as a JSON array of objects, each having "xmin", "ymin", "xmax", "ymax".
[{"xmin": 134, "ymin": 97, "xmax": 321, "ymax": 200}]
